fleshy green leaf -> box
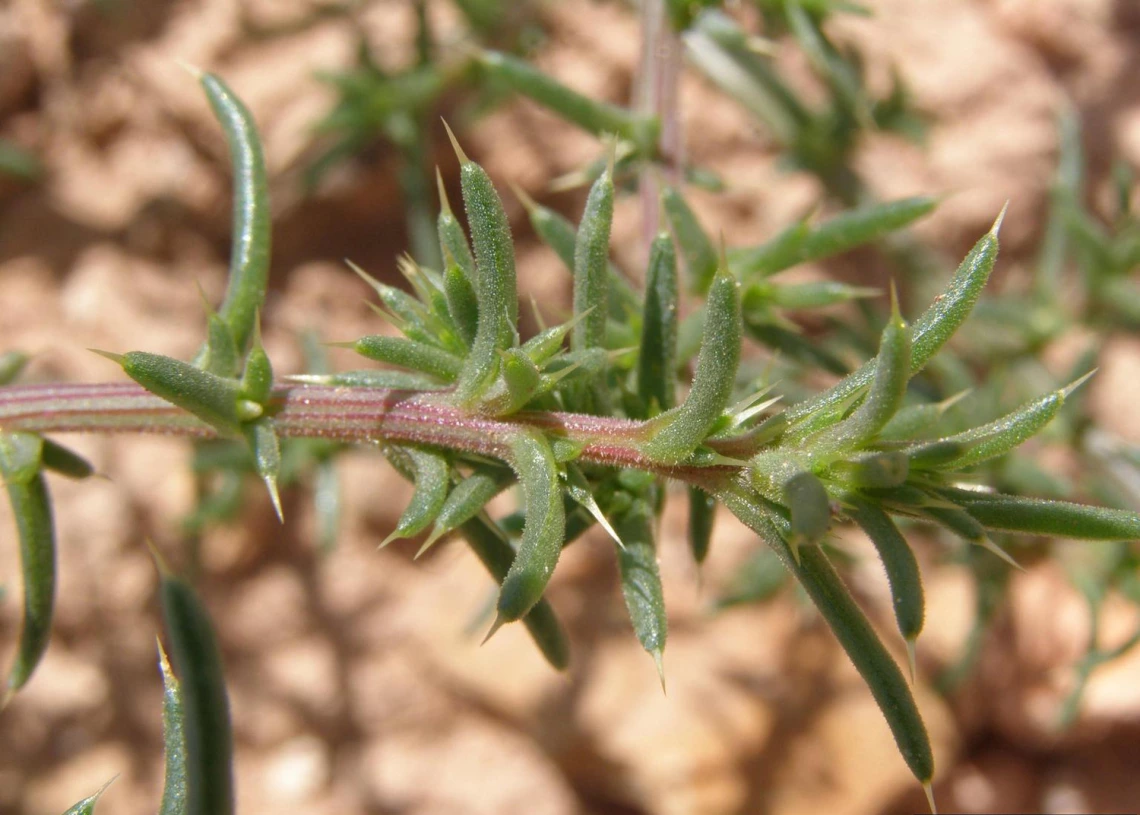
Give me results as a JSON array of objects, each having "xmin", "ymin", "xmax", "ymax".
[
  {"xmin": 0, "ymin": 433, "xmax": 55, "ymax": 703},
  {"xmin": 157, "ymin": 642, "xmax": 188, "ymax": 815},
  {"xmin": 352, "ymin": 335, "xmax": 464, "ymax": 381},
  {"xmin": 614, "ymin": 497, "xmax": 668, "ymax": 687},
  {"xmin": 942, "ymin": 488, "xmax": 1140, "ymax": 541},
  {"xmin": 638, "ymin": 232, "xmax": 679, "ymax": 415},
  {"xmin": 199, "ymin": 73, "xmax": 271, "ymax": 357},
  {"xmin": 446, "ymin": 125, "xmax": 519, "ymax": 404},
  {"xmin": 642, "ymin": 269, "xmax": 742, "ymax": 464},
  {"xmin": 494, "ymin": 430, "xmax": 566, "ymax": 626},
  {"xmin": 847, "ymin": 498, "xmax": 925, "ymax": 678},
  {"xmin": 572, "ymin": 163, "xmax": 615, "ymax": 352},
  {"xmin": 786, "ymin": 209, "xmax": 1003, "ymax": 424},
  {"xmin": 158, "ymin": 558, "xmax": 235, "ymax": 815},
  {"xmin": 383, "ymin": 446, "xmax": 450, "ymax": 544}
]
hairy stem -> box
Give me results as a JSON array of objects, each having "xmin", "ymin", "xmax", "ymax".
[{"xmin": 0, "ymin": 382, "xmax": 741, "ymax": 482}]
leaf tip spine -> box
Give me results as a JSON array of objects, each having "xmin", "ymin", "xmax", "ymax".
[
  {"xmin": 788, "ymin": 537, "xmax": 802, "ymax": 566},
  {"xmin": 441, "ymin": 119, "xmax": 469, "ymax": 165},
  {"xmin": 174, "ymin": 59, "xmax": 204, "ymax": 80},
  {"xmin": 889, "ymin": 279, "xmax": 903, "ymax": 325},
  {"xmin": 508, "ymin": 180, "xmax": 538, "ymax": 214},
  {"xmin": 1062, "ymin": 368, "xmax": 1097, "ymax": 399},
  {"xmin": 923, "ymin": 781, "xmax": 938, "ymax": 815},
  {"xmin": 88, "ymin": 348, "xmax": 125, "ymax": 366},
  {"xmin": 144, "ymin": 537, "xmax": 174, "ymax": 578},
  {"xmin": 978, "ymin": 535, "xmax": 1024, "ymax": 571},
  {"xmin": 262, "ymin": 473, "xmax": 283, "ymax": 523},
  {"xmin": 436, "ymin": 166, "xmax": 452, "ymax": 215},
  {"xmin": 653, "ymin": 649, "xmax": 667, "ymax": 696},
  {"xmin": 482, "ymin": 613, "xmax": 507, "ymax": 645},
  {"xmin": 194, "ymin": 279, "xmax": 218, "ymax": 317},
  {"xmin": 156, "ymin": 635, "xmax": 175, "ymax": 679},
  {"xmin": 415, "ymin": 528, "xmax": 445, "ymax": 559},
  {"xmin": 990, "ymin": 201, "xmax": 1010, "ymax": 237},
  {"xmin": 939, "ymin": 388, "xmax": 972, "ymax": 413},
  {"xmin": 344, "ymin": 258, "xmax": 387, "ymax": 295},
  {"xmin": 378, "ymin": 529, "xmax": 402, "ymax": 550},
  {"xmin": 906, "ymin": 638, "xmax": 917, "ymax": 684}
]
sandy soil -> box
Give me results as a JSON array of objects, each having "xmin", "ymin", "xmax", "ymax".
[{"xmin": 2, "ymin": 1, "xmax": 1140, "ymax": 813}]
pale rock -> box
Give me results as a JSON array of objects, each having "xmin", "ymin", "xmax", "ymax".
[
  {"xmin": 263, "ymin": 636, "xmax": 341, "ymax": 718},
  {"xmin": 262, "ymin": 734, "xmax": 331, "ymax": 802},
  {"xmin": 225, "ymin": 564, "xmax": 310, "ymax": 648},
  {"xmin": 1090, "ymin": 337, "xmax": 1140, "ymax": 443},
  {"xmin": 362, "ymin": 717, "xmax": 577, "ymax": 815}
]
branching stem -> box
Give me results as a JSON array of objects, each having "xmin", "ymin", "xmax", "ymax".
[{"xmin": 0, "ymin": 382, "xmax": 744, "ymax": 483}]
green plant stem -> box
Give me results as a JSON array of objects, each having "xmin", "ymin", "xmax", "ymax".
[{"xmin": 0, "ymin": 382, "xmax": 737, "ymax": 482}]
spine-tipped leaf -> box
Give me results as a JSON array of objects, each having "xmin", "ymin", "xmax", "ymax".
[
  {"xmin": 811, "ymin": 294, "xmax": 910, "ymax": 454},
  {"xmin": 239, "ymin": 329, "xmax": 273, "ymax": 405},
  {"xmin": 448, "ymin": 128, "xmax": 519, "ymax": 404},
  {"xmin": 732, "ymin": 198, "xmax": 936, "ymax": 277},
  {"xmin": 572, "ymin": 165, "xmax": 615, "ymax": 352},
  {"xmin": 443, "ymin": 262, "xmax": 479, "ymax": 348},
  {"xmin": 436, "ymin": 170, "xmax": 477, "ymax": 284},
  {"xmin": 243, "ymin": 418, "xmax": 282, "ymax": 521},
  {"xmin": 114, "ymin": 352, "xmax": 248, "ymax": 436},
  {"xmin": 159, "ymin": 564, "xmax": 234, "ymax": 815},
  {"xmin": 642, "ymin": 269, "xmax": 742, "ymax": 464},
  {"xmin": 200, "ymin": 73, "xmax": 270, "ymax": 356},
  {"xmin": 158, "ymin": 643, "xmax": 188, "ymax": 815},
  {"xmin": 496, "ymin": 430, "xmax": 566, "ymax": 624},
  {"xmin": 60, "ymin": 781, "xmax": 114, "ymax": 815},
  {"xmin": 848, "ymin": 499, "xmax": 925, "ymax": 671},
  {"xmin": 420, "ymin": 466, "xmax": 514, "ymax": 555},
  {"xmin": 799, "ymin": 539, "xmax": 934, "ymax": 781},
  {"xmin": 786, "ymin": 212, "xmax": 1002, "ymax": 423},
  {"xmin": 0, "ymin": 433, "xmax": 55, "ymax": 701},
  {"xmin": 638, "ymin": 232, "xmax": 679, "ymax": 414},
  {"xmin": 716, "ymin": 488, "xmax": 934, "ymax": 786},
  {"xmin": 458, "ymin": 515, "xmax": 570, "ymax": 669},
  {"xmin": 614, "ymin": 498, "xmax": 668, "ymax": 681},
  {"xmin": 385, "ymin": 446, "xmax": 450, "ymax": 543},
  {"xmin": 353, "ymin": 335, "xmax": 464, "ymax": 381},
  {"xmin": 907, "ymin": 376, "xmax": 1088, "ymax": 471},
  {"xmin": 941, "ymin": 488, "xmax": 1140, "ymax": 540}
]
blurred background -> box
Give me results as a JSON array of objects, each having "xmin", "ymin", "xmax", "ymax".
[{"xmin": 3, "ymin": 0, "xmax": 1140, "ymax": 813}]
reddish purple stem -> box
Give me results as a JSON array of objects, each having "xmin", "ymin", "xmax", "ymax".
[{"xmin": 0, "ymin": 381, "xmax": 744, "ymax": 485}]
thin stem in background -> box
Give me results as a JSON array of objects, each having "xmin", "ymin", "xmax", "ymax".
[{"xmin": 637, "ymin": 0, "xmax": 684, "ymax": 256}]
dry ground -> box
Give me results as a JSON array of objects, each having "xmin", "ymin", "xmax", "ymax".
[{"xmin": 2, "ymin": 1, "xmax": 1140, "ymax": 813}]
